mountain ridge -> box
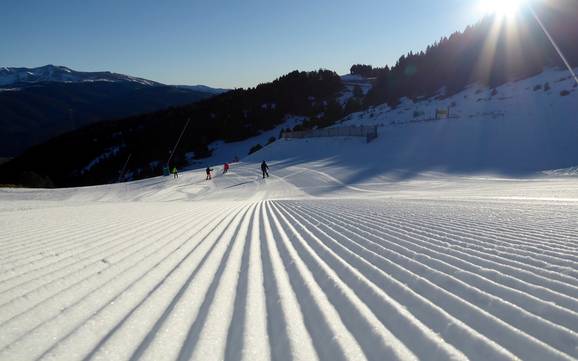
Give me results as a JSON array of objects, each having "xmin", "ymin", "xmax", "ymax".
[
  {"xmin": 0, "ymin": 65, "xmax": 160, "ymax": 87},
  {"xmin": 0, "ymin": 65, "xmax": 228, "ymax": 94},
  {"xmin": 0, "ymin": 65, "xmax": 224, "ymax": 157}
]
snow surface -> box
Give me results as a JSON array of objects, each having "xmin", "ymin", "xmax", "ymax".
[
  {"xmin": 188, "ymin": 67, "xmax": 578, "ymax": 177},
  {"xmin": 338, "ymin": 68, "xmax": 577, "ymax": 131},
  {"xmin": 1, "ymin": 68, "xmax": 578, "ymax": 360},
  {"xmin": 81, "ymin": 146, "xmax": 123, "ymax": 175},
  {"xmin": 2, "ymin": 137, "xmax": 578, "ymax": 360},
  {"xmin": 187, "ymin": 116, "xmax": 306, "ymax": 169},
  {"xmin": 337, "ymin": 74, "xmax": 373, "ymax": 106}
]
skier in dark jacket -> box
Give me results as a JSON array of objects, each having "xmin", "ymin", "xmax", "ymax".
[
  {"xmin": 206, "ymin": 167, "xmax": 213, "ymax": 180},
  {"xmin": 261, "ymin": 161, "xmax": 269, "ymax": 179}
]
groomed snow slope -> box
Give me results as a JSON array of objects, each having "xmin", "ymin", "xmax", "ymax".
[
  {"xmin": 1, "ymin": 143, "xmax": 578, "ymax": 361},
  {"xmin": 173, "ymin": 67, "xmax": 578, "ymax": 176},
  {"xmin": 2, "ymin": 65, "xmax": 578, "ymax": 360}
]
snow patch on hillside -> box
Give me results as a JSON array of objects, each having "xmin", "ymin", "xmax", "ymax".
[
  {"xmin": 187, "ymin": 115, "xmax": 306, "ymax": 169},
  {"xmin": 339, "ymin": 67, "xmax": 577, "ymax": 127},
  {"xmin": 543, "ymin": 166, "xmax": 578, "ymax": 176},
  {"xmin": 81, "ymin": 146, "xmax": 123, "ymax": 175},
  {"xmin": 337, "ymin": 74, "xmax": 373, "ymax": 105},
  {"xmin": 185, "ymin": 67, "xmax": 578, "ymax": 177}
]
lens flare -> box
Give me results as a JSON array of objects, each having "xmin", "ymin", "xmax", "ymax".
[{"xmin": 479, "ymin": 0, "xmax": 524, "ymax": 18}]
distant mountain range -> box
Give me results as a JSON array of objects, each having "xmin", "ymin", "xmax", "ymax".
[
  {"xmin": 0, "ymin": 65, "xmax": 161, "ymax": 87},
  {"xmin": 0, "ymin": 65, "xmax": 228, "ymax": 157},
  {"xmin": 175, "ymin": 84, "xmax": 229, "ymax": 94}
]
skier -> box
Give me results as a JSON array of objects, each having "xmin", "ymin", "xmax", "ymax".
[
  {"xmin": 205, "ymin": 166, "xmax": 213, "ymax": 180},
  {"xmin": 261, "ymin": 161, "xmax": 269, "ymax": 179},
  {"xmin": 172, "ymin": 166, "xmax": 178, "ymax": 179},
  {"xmin": 223, "ymin": 162, "xmax": 230, "ymax": 174}
]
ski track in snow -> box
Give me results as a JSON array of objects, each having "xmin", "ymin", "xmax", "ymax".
[
  {"xmin": 1, "ymin": 162, "xmax": 578, "ymax": 361},
  {"xmin": 2, "ymin": 67, "xmax": 578, "ymax": 360}
]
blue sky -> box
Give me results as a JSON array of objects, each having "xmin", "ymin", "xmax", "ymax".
[{"xmin": 1, "ymin": 0, "xmax": 486, "ymax": 88}]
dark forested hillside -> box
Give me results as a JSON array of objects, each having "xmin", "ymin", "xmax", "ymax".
[
  {"xmin": 365, "ymin": 0, "xmax": 578, "ymax": 106},
  {"xmin": 0, "ymin": 81, "xmax": 214, "ymax": 157},
  {"xmin": 0, "ymin": 70, "xmax": 343, "ymax": 187}
]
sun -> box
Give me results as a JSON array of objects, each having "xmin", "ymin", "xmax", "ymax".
[{"xmin": 479, "ymin": 0, "xmax": 525, "ymax": 18}]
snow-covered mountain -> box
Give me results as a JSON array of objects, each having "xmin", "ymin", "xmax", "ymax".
[
  {"xmin": 0, "ymin": 65, "xmax": 160, "ymax": 87},
  {"xmin": 0, "ymin": 65, "xmax": 230, "ymax": 95},
  {"xmin": 0, "ymin": 65, "xmax": 224, "ymax": 157}
]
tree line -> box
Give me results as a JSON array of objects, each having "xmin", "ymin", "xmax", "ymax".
[
  {"xmin": 0, "ymin": 70, "xmax": 344, "ymax": 187},
  {"xmin": 364, "ymin": 0, "xmax": 578, "ymax": 106}
]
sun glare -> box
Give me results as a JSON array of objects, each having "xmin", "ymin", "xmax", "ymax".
[{"xmin": 479, "ymin": 0, "xmax": 524, "ymax": 18}]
